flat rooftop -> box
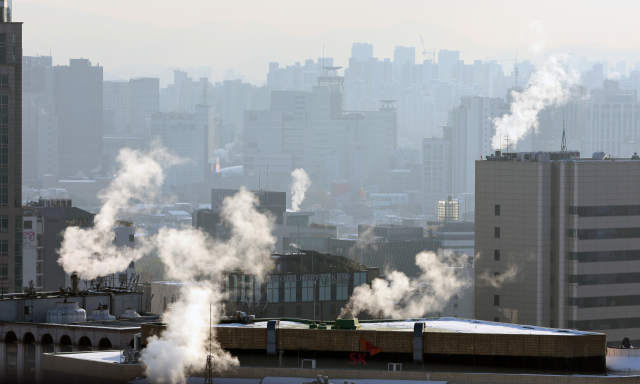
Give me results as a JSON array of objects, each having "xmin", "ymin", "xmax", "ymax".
[{"xmin": 218, "ymin": 317, "xmax": 595, "ymax": 336}]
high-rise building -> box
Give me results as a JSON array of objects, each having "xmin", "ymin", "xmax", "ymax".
[
  {"xmin": 23, "ymin": 55, "xmax": 58, "ymax": 185},
  {"xmin": 474, "ymin": 151, "xmax": 640, "ymax": 345},
  {"xmin": 150, "ymin": 105, "xmax": 217, "ymax": 187},
  {"xmin": 53, "ymin": 59, "xmax": 103, "ymax": 178},
  {"xmin": 585, "ymin": 80, "xmax": 639, "ymax": 157},
  {"xmin": 422, "ymin": 137, "xmax": 452, "ymax": 215},
  {"xmin": 438, "ymin": 50, "xmax": 460, "ymax": 83},
  {"xmin": 351, "ymin": 43, "xmax": 373, "ymax": 62},
  {"xmin": 129, "ymin": 77, "xmax": 159, "ymax": 133},
  {"xmin": 102, "ymin": 80, "xmax": 129, "ymax": 134},
  {"xmin": 0, "ymin": 5, "xmax": 22, "ymax": 293},
  {"xmin": 244, "ymin": 73, "xmax": 397, "ymax": 189}
]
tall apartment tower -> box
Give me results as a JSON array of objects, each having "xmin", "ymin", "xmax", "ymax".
[
  {"xmin": 475, "ymin": 151, "xmax": 640, "ymax": 346},
  {"xmin": 0, "ymin": 2, "xmax": 23, "ymax": 293},
  {"xmin": 53, "ymin": 59, "xmax": 103, "ymax": 178}
]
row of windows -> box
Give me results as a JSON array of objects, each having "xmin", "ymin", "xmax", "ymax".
[
  {"xmin": 568, "ymin": 205, "xmax": 640, "ymax": 217},
  {"xmin": 568, "ymin": 228, "xmax": 640, "ymax": 240},
  {"xmin": 569, "ymin": 295, "xmax": 640, "ymax": 308},
  {"xmin": 569, "ymin": 250, "xmax": 640, "ymax": 263},
  {"xmin": 568, "ymin": 317, "xmax": 640, "ymax": 331},
  {"xmin": 567, "ymin": 272, "xmax": 640, "ymax": 285}
]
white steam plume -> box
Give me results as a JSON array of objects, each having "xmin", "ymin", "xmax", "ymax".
[
  {"xmin": 56, "ymin": 146, "xmax": 277, "ymax": 384},
  {"xmin": 478, "ymin": 264, "xmax": 519, "ymax": 288},
  {"xmin": 290, "ymin": 168, "xmax": 311, "ymax": 211},
  {"xmin": 342, "ymin": 251, "xmax": 470, "ymax": 319},
  {"xmin": 142, "ymin": 189, "xmax": 276, "ymax": 383},
  {"xmin": 491, "ymin": 22, "xmax": 579, "ymax": 149},
  {"xmin": 57, "ymin": 147, "xmax": 182, "ymax": 280}
]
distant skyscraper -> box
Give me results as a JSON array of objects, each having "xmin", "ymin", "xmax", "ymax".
[
  {"xmin": 438, "ymin": 49, "xmax": 460, "ymax": 83},
  {"xmin": 351, "ymin": 43, "xmax": 373, "ymax": 62},
  {"xmin": 103, "ymin": 80, "xmax": 129, "ymax": 134},
  {"xmin": 0, "ymin": 2, "xmax": 22, "ymax": 293},
  {"xmin": 53, "ymin": 59, "xmax": 103, "ymax": 178},
  {"xmin": 23, "ymin": 55, "xmax": 58, "ymax": 184},
  {"xmin": 393, "ymin": 46, "xmax": 415, "ymax": 65},
  {"xmin": 129, "ymin": 77, "xmax": 159, "ymax": 133}
]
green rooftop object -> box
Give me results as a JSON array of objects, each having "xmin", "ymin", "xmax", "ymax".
[{"xmin": 334, "ymin": 318, "xmax": 361, "ymax": 330}]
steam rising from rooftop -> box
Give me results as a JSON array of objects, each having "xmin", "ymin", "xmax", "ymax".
[
  {"xmin": 341, "ymin": 250, "xmax": 470, "ymax": 319},
  {"xmin": 57, "ymin": 146, "xmax": 277, "ymax": 384},
  {"xmin": 492, "ymin": 22, "xmax": 579, "ymax": 150},
  {"xmin": 290, "ymin": 168, "xmax": 311, "ymax": 210}
]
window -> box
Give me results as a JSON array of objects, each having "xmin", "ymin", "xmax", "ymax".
[
  {"xmin": 494, "ymin": 250, "xmax": 500, "ymax": 261},
  {"xmin": 0, "ymin": 187, "xmax": 6, "ymax": 205},
  {"xmin": 254, "ymin": 279, "xmax": 261, "ymax": 302},
  {"xmin": 301, "ymin": 276, "xmax": 314, "ymax": 301},
  {"xmin": 15, "ymin": 216, "xmax": 21, "ymax": 231},
  {"xmin": 0, "ymin": 240, "xmax": 6, "ymax": 255},
  {"xmin": 494, "ymin": 317, "xmax": 499, "ymax": 322},
  {"xmin": 318, "ymin": 274, "xmax": 331, "ymax": 301},
  {"xmin": 0, "ymin": 148, "xmax": 7, "ymax": 165},
  {"xmin": 0, "ymin": 263, "xmax": 6, "ymax": 277},
  {"xmin": 495, "ymin": 205, "xmax": 500, "ymax": 216},
  {"xmin": 267, "ymin": 279, "xmax": 279, "ymax": 303},
  {"xmin": 336, "ymin": 279, "xmax": 348, "ymax": 301},
  {"xmin": 0, "ymin": 215, "xmax": 7, "ymax": 232},
  {"xmin": 65, "ymin": 218, "xmax": 89, "ymax": 227},
  {"xmin": 0, "ymin": 128, "xmax": 6, "ymax": 145},
  {"xmin": 453, "ymin": 303, "xmax": 458, "ymax": 308},
  {"xmin": 494, "ymin": 295, "xmax": 500, "ymax": 306},
  {"xmin": 0, "ymin": 33, "xmax": 6, "ymax": 64},
  {"xmin": 129, "ymin": 234, "xmax": 134, "ymax": 242},
  {"xmin": 494, "ymin": 272, "xmax": 500, "ymax": 283},
  {"xmin": 494, "ymin": 227, "xmax": 500, "ymax": 238},
  {"xmin": 0, "ymin": 74, "xmax": 7, "ymax": 87},
  {"xmin": 284, "ymin": 281, "xmax": 296, "ymax": 302},
  {"xmin": 23, "ymin": 221, "xmax": 32, "ymax": 230},
  {"xmin": 353, "ymin": 272, "xmax": 366, "ymax": 287}
]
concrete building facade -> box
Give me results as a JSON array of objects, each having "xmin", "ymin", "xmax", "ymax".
[{"xmin": 475, "ymin": 151, "xmax": 640, "ymax": 346}]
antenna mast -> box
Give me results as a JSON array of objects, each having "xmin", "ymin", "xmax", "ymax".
[
  {"xmin": 204, "ymin": 302, "xmax": 213, "ymax": 384},
  {"xmin": 561, "ymin": 109, "xmax": 567, "ymax": 154}
]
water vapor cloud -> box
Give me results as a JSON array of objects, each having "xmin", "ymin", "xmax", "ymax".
[{"xmin": 290, "ymin": 168, "xmax": 311, "ymax": 210}]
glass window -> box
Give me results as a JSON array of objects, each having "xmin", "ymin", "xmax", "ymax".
[
  {"xmin": 0, "ymin": 240, "xmax": 6, "ymax": 255},
  {"xmin": 0, "ymin": 215, "xmax": 7, "ymax": 232},
  {"xmin": 301, "ymin": 276, "xmax": 314, "ymax": 302},
  {"xmin": 0, "ymin": 148, "xmax": 7, "ymax": 165},
  {"xmin": 246, "ymin": 276, "xmax": 253, "ymax": 301},
  {"xmin": 267, "ymin": 279, "xmax": 279, "ymax": 303},
  {"xmin": 14, "ymin": 216, "xmax": 21, "ymax": 231},
  {"xmin": 336, "ymin": 279, "xmax": 348, "ymax": 301},
  {"xmin": 494, "ymin": 250, "xmax": 500, "ymax": 261},
  {"xmin": 494, "ymin": 227, "xmax": 500, "ymax": 238},
  {"xmin": 240, "ymin": 275, "xmax": 245, "ymax": 302},
  {"xmin": 494, "ymin": 295, "xmax": 500, "ymax": 306},
  {"xmin": 23, "ymin": 220, "xmax": 31, "ymax": 230},
  {"xmin": 0, "ymin": 74, "xmax": 7, "ymax": 87},
  {"xmin": 319, "ymin": 274, "xmax": 331, "ymax": 301},
  {"xmin": 0, "ymin": 128, "xmax": 6, "ymax": 145},
  {"xmin": 231, "ymin": 274, "xmax": 237, "ymax": 302},
  {"xmin": 0, "ymin": 263, "xmax": 6, "ymax": 277},
  {"xmin": 495, "ymin": 205, "xmax": 500, "ymax": 216},
  {"xmin": 284, "ymin": 281, "xmax": 296, "ymax": 302},
  {"xmin": 0, "ymin": 187, "xmax": 6, "ymax": 205}
]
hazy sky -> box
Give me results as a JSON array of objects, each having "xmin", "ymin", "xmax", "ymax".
[{"xmin": 21, "ymin": 0, "xmax": 640, "ymax": 49}]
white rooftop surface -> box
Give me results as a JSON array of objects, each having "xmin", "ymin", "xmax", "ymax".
[
  {"xmin": 607, "ymin": 355, "xmax": 640, "ymax": 373},
  {"xmin": 131, "ymin": 378, "xmax": 445, "ymax": 384},
  {"xmin": 219, "ymin": 317, "xmax": 596, "ymax": 336},
  {"xmin": 56, "ymin": 351, "xmax": 123, "ymax": 363}
]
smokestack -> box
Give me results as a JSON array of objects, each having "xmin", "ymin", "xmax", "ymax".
[{"xmin": 71, "ymin": 272, "xmax": 79, "ymax": 293}]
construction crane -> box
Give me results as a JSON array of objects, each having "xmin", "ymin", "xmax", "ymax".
[{"xmin": 419, "ymin": 35, "xmax": 436, "ymax": 61}]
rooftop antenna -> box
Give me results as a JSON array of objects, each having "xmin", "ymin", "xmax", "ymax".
[
  {"xmin": 504, "ymin": 132, "xmax": 510, "ymax": 154},
  {"xmin": 561, "ymin": 109, "xmax": 567, "ymax": 154},
  {"xmin": 204, "ymin": 302, "xmax": 213, "ymax": 384}
]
